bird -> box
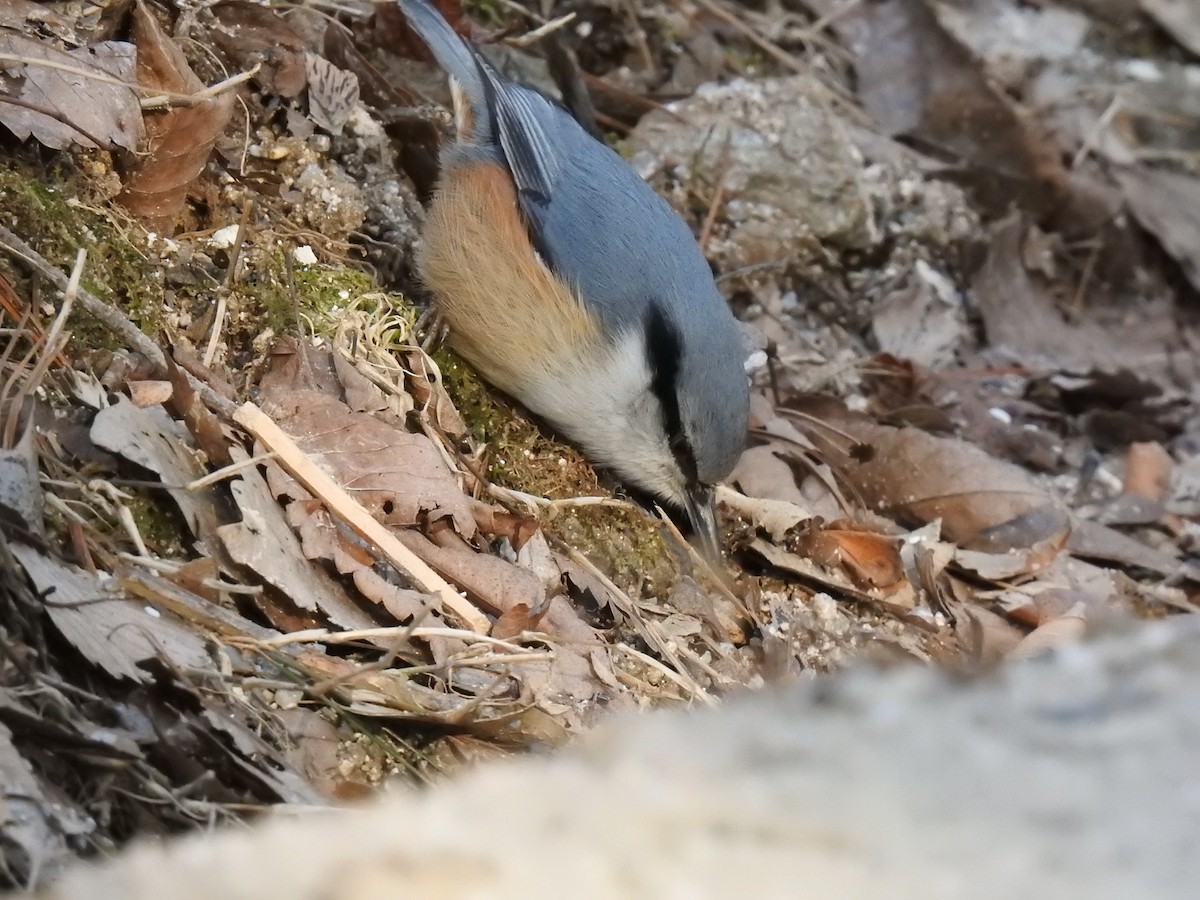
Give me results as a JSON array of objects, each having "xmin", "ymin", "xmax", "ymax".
[{"xmin": 398, "ymin": 0, "xmax": 749, "ymax": 556}]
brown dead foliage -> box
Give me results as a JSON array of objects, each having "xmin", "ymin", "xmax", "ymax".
[
  {"xmin": 3, "ymin": 0, "xmax": 1200, "ymax": 890},
  {"xmin": 117, "ymin": 2, "xmax": 235, "ymax": 230}
]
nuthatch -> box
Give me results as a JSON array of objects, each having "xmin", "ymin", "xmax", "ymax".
[{"xmin": 400, "ymin": 0, "xmax": 749, "ymax": 554}]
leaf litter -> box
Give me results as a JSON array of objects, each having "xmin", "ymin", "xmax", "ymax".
[{"xmin": 0, "ymin": 0, "xmax": 1198, "ymax": 890}]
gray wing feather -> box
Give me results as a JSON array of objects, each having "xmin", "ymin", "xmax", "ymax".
[{"xmin": 476, "ymin": 59, "xmax": 561, "ymax": 204}]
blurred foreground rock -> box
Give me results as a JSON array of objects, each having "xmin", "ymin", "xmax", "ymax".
[{"xmin": 45, "ymin": 619, "xmax": 1200, "ymax": 900}]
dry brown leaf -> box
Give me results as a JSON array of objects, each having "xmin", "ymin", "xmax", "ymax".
[
  {"xmin": 1123, "ymin": 441, "xmax": 1173, "ymax": 504},
  {"xmin": 0, "ymin": 405, "xmax": 43, "ymax": 537},
  {"xmin": 275, "ymin": 709, "xmax": 371, "ymax": 802},
  {"xmin": 0, "ymin": 0, "xmax": 74, "ymax": 36},
  {"xmin": 217, "ymin": 446, "xmax": 376, "ymax": 631},
  {"xmin": 117, "ymin": 2, "xmax": 235, "ymax": 229},
  {"xmin": 396, "ymin": 530, "xmax": 544, "ymax": 617},
  {"xmin": 89, "ymin": 398, "xmax": 228, "ymax": 558},
  {"xmin": 0, "ymin": 34, "xmax": 143, "ymax": 151},
  {"xmin": 1067, "ymin": 519, "xmax": 1188, "ymax": 579},
  {"xmin": 954, "ymin": 604, "xmax": 1024, "ymax": 665},
  {"xmin": 794, "ymin": 400, "xmax": 1071, "ymax": 552},
  {"xmin": 871, "ymin": 262, "xmax": 968, "ymax": 370},
  {"xmin": 12, "ymin": 543, "xmax": 211, "ymax": 682},
  {"xmin": 264, "ymin": 390, "xmax": 481, "ymax": 537},
  {"xmin": 164, "ymin": 352, "xmax": 231, "ymax": 467},
  {"xmin": 729, "ymin": 445, "xmax": 812, "ymax": 509},
  {"xmin": 493, "ymin": 600, "xmax": 550, "ymax": 641},
  {"xmin": 276, "ymin": 489, "xmax": 443, "ymax": 628},
  {"xmin": 716, "ymin": 485, "xmax": 811, "ymax": 541},
  {"xmin": 305, "ymin": 52, "xmax": 358, "ymax": 135},
  {"xmin": 1142, "ymin": 0, "xmax": 1200, "ymax": 56},
  {"xmin": 854, "ymin": 0, "xmax": 1067, "ymax": 219},
  {"xmin": 127, "ymin": 379, "xmax": 173, "ymax": 408},
  {"xmin": 210, "ymin": 1, "xmax": 307, "ymax": 97},
  {"xmin": 973, "ymin": 215, "xmax": 1136, "ymax": 371},
  {"xmin": 750, "ymin": 538, "xmax": 918, "ymax": 617},
  {"xmin": 810, "ymin": 526, "xmax": 906, "ymax": 592},
  {"xmin": 0, "ymin": 721, "xmax": 76, "ymax": 882},
  {"xmin": 1114, "ymin": 166, "xmax": 1200, "ymax": 294},
  {"xmin": 398, "ymin": 348, "xmax": 468, "ymax": 438},
  {"xmin": 1009, "ymin": 602, "xmax": 1088, "ymax": 660}
]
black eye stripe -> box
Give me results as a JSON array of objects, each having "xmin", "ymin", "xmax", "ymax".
[{"xmin": 645, "ymin": 304, "xmax": 698, "ymax": 485}]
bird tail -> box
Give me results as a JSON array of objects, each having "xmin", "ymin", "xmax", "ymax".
[{"xmin": 398, "ymin": 0, "xmax": 487, "ymax": 135}]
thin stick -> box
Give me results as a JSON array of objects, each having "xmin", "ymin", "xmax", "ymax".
[
  {"xmin": 2, "ymin": 248, "xmax": 83, "ymax": 447},
  {"xmin": 185, "ymin": 450, "xmax": 277, "ymax": 492},
  {"xmin": 655, "ymin": 503, "xmax": 753, "ymax": 620},
  {"xmin": 0, "ymin": 52, "xmax": 257, "ymax": 104},
  {"xmin": 203, "ymin": 200, "xmax": 253, "ymax": 368},
  {"xmin": 698, "ymin": 134, "xmax": 733, "ymax": 253},
  {"xmin": 249, "ymin": 625, "xmax": 535, "ymax": 651},
  {"xmin": 614, "ymin": 642, "xmax": 715, "ymax": 706},
  {"xmin": 0, "ymin": 224, "xmax": 237, "ymax": 420},
  {"xmin": 233, "ymin": 401, "xmax": 491, "ymax": 633},
  {"xmin": 506, "ymin": 12, "xmax": 577, "ymax": 48}
]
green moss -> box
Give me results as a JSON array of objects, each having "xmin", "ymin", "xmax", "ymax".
[
  {"xmin": 124, "ymin": 490, "xmax": 187, "ymax": 557},
  {"xmin": 0, "ymin": 156, "xmax": 166, "ymax": 344},
  {"xmin": 434, "ymin": 347, "xmax": 680, "ymax": 594},
  {"xmin": 462, "ymin": 0, "xmax": 508, "ymax": 27},
  {"xmin": 250, "ymin": 246, "xmax": 380, "ymax": 334}
]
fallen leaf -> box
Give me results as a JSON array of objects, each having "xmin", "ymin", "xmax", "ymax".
[
  {"xmin": 716, "ymin": 485, "xmax": 811, "ymax": 541},
  {"xmin": 305, "ymin": 53, "xmax": 358, "ymax": 135},
  {"xmin": 1113, "ymin": 166, "xmax": 1200, "ymax": 294},
  {"xmin": 1009, "ymin": 602, "xmax": 1088, "ymax": 660},
  {"xmin": 264, "ymin": 390, "xmax": 482, "ymax": 538},
  {"xmin": 1142, "ymin": 0, "xmax": 1200, "ymax": 57},
  {"xmin": 954, "ymin": 604, "xmax": 1024, "ymax": 665},
  {"xmin": 0, "ymin": 34, "xmax": 143, "ymax": 151},
  {"xmin": 1068, "ymin": 519, "xmax": 1187, "ymax": 579},
  {"xmin": 274, "ymin": 709, "xmax": 369, "ymax": 802},
  {"xmin": 164, "ymin": 353, "xmax": 231, "ymax": 467},
  {"xmin": 1123, "ymin": 441, "xmax": 1173, "ymax": 503},
  {"xmin": 216, "ymin": 445, "xmax": 377, "ymax": 631},
  {"xmin": 210, "ymin": 1, "xmax": 307, "ymax": 97},
  {"xmin": 280, "ymin": 491, "xmax": 445, "ymax": 628},
  {"xmin": 750, "ymin": 538, "xmax": 919, "ymax": 618},
  {"xmin": 854, "ymin": 0, "xmax": 1067, "ymax": 219},
  {"xmin": 0, "ymin": 0, "xmax": 74, "ymax": 38},
  {"xmin": 12, "ymin": 542, "xmax": 211, "ymax": 683},
  {"xmin": 0, "ymin": 404, "xmax": 43, "ymax": 536},
  {"xmin": 117, "ymin": 2, "xmax": 235, "ymax": 229},
  {"xmin": 398, "ymin": 348, "xmax": 467, "ymax": 438},
  {"xmin": 792, "ymin": 399, "xmax": 1071, "ymax": 552},
  {"xmin": 972, "ymin": 215, "xmax": 1131, "ymax": 371},
  {"xmin": 729, "ymin": 445, "xmax": 813, "ymax": 509},
  {"xmin": 127, "ymin": 380, "xmax": 173, "ymax": 408},
  {"xmin": 796, "ymin": 523, "xmax": 906, "ymax": 592},
  {"xmin": 871, "ymin": 260, "xmax": 967, "ymax": 370},
  {"xmin": 0, "ymin": 721, "xmax": 77, "ymax": 886},
  {"xmin": 396, "ymin": 530, "xmax": 544, "ymax": 617},
  {"xmin": 493, "ymin": 599, "xmax": 550, "ymax": 640},
  {"xmin": 89, "ymin": 398, "xmax": 227, "ymax": 558}
]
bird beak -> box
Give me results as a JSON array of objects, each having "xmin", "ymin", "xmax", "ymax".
[{"xmin": 682, "ymin": 484, "xmax": 722, "ymax": 561}]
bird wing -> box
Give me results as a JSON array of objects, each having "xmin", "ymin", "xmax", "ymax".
[{"xmin": 475, "ymin": 59, "xmax": 563, "ymax": 208}]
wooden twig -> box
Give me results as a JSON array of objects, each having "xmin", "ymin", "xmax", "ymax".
[
  {"xmin": 0, "ymin": 223, "xmax": 236, "ymax": 419},
  {"xmin": 232, "ymin": 401, "xmax": 491, "ymax": 633},
  {"xmin": 0, "ymin": 52, "xmax": 257, "ymax": 105},
  {"xmin": 506, "ymin": 12, "xmax": 577, "ymax": 48}
]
